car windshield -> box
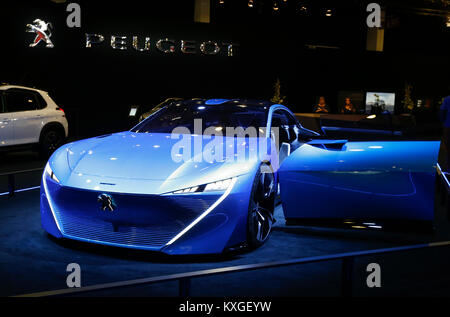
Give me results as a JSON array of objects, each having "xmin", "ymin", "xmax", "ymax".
[{"xmin": 131, "ymin": 100, "xmax": 269, "ymax": 135}]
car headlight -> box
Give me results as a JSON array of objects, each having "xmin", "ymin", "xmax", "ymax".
[
  {"xmin": 204, "ymin": 178, "xmax": 233, "ymax": 192},
  {"xmin": 171, "ymin": 178, "xmax": 234, "ymax": 194},
  {"xmin": 45, "ymin": 162, "xmax": 60, "ymax": 183}
]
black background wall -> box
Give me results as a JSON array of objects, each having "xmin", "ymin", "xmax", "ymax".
[{"xmin": 1, "ymin": 0, "xmax": 449, "ymax": 138}]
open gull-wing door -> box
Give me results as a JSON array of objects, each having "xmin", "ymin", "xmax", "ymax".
[{"xmin": 278, "ymin": 140, "xmax": 440, "ymax": 222}]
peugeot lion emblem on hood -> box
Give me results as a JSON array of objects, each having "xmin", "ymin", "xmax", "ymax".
[{"xmin": 97, "ymin": 194, "xmax": 116, "ymax": 212}]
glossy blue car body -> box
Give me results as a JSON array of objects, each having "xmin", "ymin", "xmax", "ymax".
[
  {"xmin": 41, "ymin": 132, "xmax": 264, "ymax": 255},
  {"xmin": 41, "ymin": 99, "xmax": 441, "ymax": 254},
  {"xmin": 279, "ymin": 140, "xmax": 440, "ymax": 222}
]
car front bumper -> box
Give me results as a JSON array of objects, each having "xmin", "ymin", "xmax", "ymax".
[{"xmin": 41, "ymin": 171, "xmax": 255, "ymax": 255}]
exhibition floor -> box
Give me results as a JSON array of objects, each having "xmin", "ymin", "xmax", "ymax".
[{"xmin": 1, "ymin": 188, "xmax": 450, "ymax": 297}]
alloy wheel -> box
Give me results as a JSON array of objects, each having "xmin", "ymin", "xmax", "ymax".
[{"xmin": 249, "ymin": 168, "xmax": 276, "ymax": 244}]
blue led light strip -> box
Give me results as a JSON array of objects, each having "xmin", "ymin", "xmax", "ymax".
[
  {"xmin": 0, "ymin": 185, "xmax": 41, "ymax": 197},
  {"xmin": 165, "ymin": 177, "xmax": 237, "ymax": 246}
]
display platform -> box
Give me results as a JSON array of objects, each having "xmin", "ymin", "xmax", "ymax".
[{"xmin": 1, "ymin": 188, "xmax": 450, "ymax": 297}]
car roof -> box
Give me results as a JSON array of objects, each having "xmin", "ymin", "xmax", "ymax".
[
  {"xmin": 0, "ymin": 84, "xmax": 47, "ymax": 94},
  {"xmin": 173, "ymin": 99, "xmax": 297, "ymax": 118},
  {"xmin": 182, "ymin": 98, "xmax": 275, "ymax": 108}
]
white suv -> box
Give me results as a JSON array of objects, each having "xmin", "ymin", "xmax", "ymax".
[{"xmin": 0, "ymin": 85, "xmax": 68, "ymax": 157}]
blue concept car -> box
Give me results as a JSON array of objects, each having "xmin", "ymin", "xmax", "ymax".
[{"xmin": 41, "ymin": 99, "xmax": 441, "ymax": 254}]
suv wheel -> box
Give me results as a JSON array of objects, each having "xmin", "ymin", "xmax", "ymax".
[{"xmin": 40, "ymin": 129, "xmax": 64, "ymax": 158}]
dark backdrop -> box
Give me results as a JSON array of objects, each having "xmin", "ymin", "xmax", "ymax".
[{"xmin": 1, "ymin": 0, "xmax": 449, "ymax": 137}]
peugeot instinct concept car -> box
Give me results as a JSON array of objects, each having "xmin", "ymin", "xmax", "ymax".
[{"xmin": 41, "ymin": 99, "xmax": 440, "ymax": 254}]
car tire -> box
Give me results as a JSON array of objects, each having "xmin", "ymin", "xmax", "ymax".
[
  {"xmin": 39, "ymin": 129, "xmax": 64, "ymax": 158},
  {"xmin": 247, "ymin": 163, "xmax": 276, "ymax": 249}
]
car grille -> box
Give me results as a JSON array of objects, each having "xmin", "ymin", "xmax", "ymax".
[
  {"xmin": 52, "ymin": 187, "xmax": 219, "ymax": 249},
  {"xmin": 58, "ymin": 213, "xmax": 180, "ymax": 247}
]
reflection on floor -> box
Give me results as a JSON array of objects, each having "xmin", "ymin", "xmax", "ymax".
[{"xmin": 1, "ymin": 190, "xmax": 450, "ymax": 297}]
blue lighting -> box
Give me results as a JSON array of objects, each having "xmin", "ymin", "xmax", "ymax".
[
  {"xmin": 40, "ymin": 98, "xmax": 441, "ymax": 255},
  {"xmin": 205, "ymin": 99, "xmax": 230, "ymax": 105}
]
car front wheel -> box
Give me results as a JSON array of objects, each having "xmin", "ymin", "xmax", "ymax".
[{"xmin": 247, "ymin": 164, "xmax": 276, "ymax": 249}]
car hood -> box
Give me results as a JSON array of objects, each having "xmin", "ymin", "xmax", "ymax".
[{"xmin": 65, "ymin": 132, "xmax": 259, "ymax": 183}]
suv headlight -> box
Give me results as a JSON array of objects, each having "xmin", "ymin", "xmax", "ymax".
[
  {"xmin": 45, "ymin": 162, "xmax": 60, "ymax": 183},
  {"xmin": 171, "ymin": 178, "xmax": 234, "ymax": 194}
]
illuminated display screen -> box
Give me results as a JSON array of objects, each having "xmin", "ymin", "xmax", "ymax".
[
  {"xmin": 129, "ymin": 107, "xmax": 138, "ymax": 117},
  {"xmin": 365, "ymin": 92, "xmax": 395, "ymax": 113}
]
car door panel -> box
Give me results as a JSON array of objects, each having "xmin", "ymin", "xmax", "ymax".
[
  {"xmin": 0, "ymin": 92, "xmax": 14, "ymax": 146},
  {"xmin": 279, "ymin": 140, "xmax": 440, "ymax": 221},
  {"xmin": 4, "ymin": 88, "xmax": 42, "ymax": 145},
  {"xmin": 0, "ymin": 112, "xmax": 14, "ymax": 146},
  {"xmin": 11, "ymin": 109, "xmax": 43, "ymax": 144}
]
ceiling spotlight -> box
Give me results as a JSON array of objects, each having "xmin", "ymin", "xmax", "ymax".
[
  {"xmin": 273, "ymin": 1, "xmax": 279, "ymax": 11},
  {"xmin": 219, "ymin": 0, "xmax": 225, "ymax": 4},
  {"xmin": 248, "ymin": 0, "xmax": 254, "ymax": 8},
  {"xmin": 299, "ymin": 5, "xmax": 307, "ymax": 13},
  {"xmin": 325, "ymin": 9, "xmax": 332, "ymax": 17}
]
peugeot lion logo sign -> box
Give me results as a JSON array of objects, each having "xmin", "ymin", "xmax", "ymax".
[
  {"xmin": 23, "ymin": 18, "xmax": 240, "ymax": 56},
  {"xmin": 97, "ymin": 194, "xmax": 116, "ymax": 212},
  {"xmin": 26, "ymin": 19, "xmax": 54, "ymax": 48}
]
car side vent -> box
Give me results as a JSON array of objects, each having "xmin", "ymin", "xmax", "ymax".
[
  {"xmin": 308, "ymin": 139, "xmax": 347, "ymax": 151},
  {"xmin": 323, "ymin": 143, "xmax": 346, "ymax": 151}
]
